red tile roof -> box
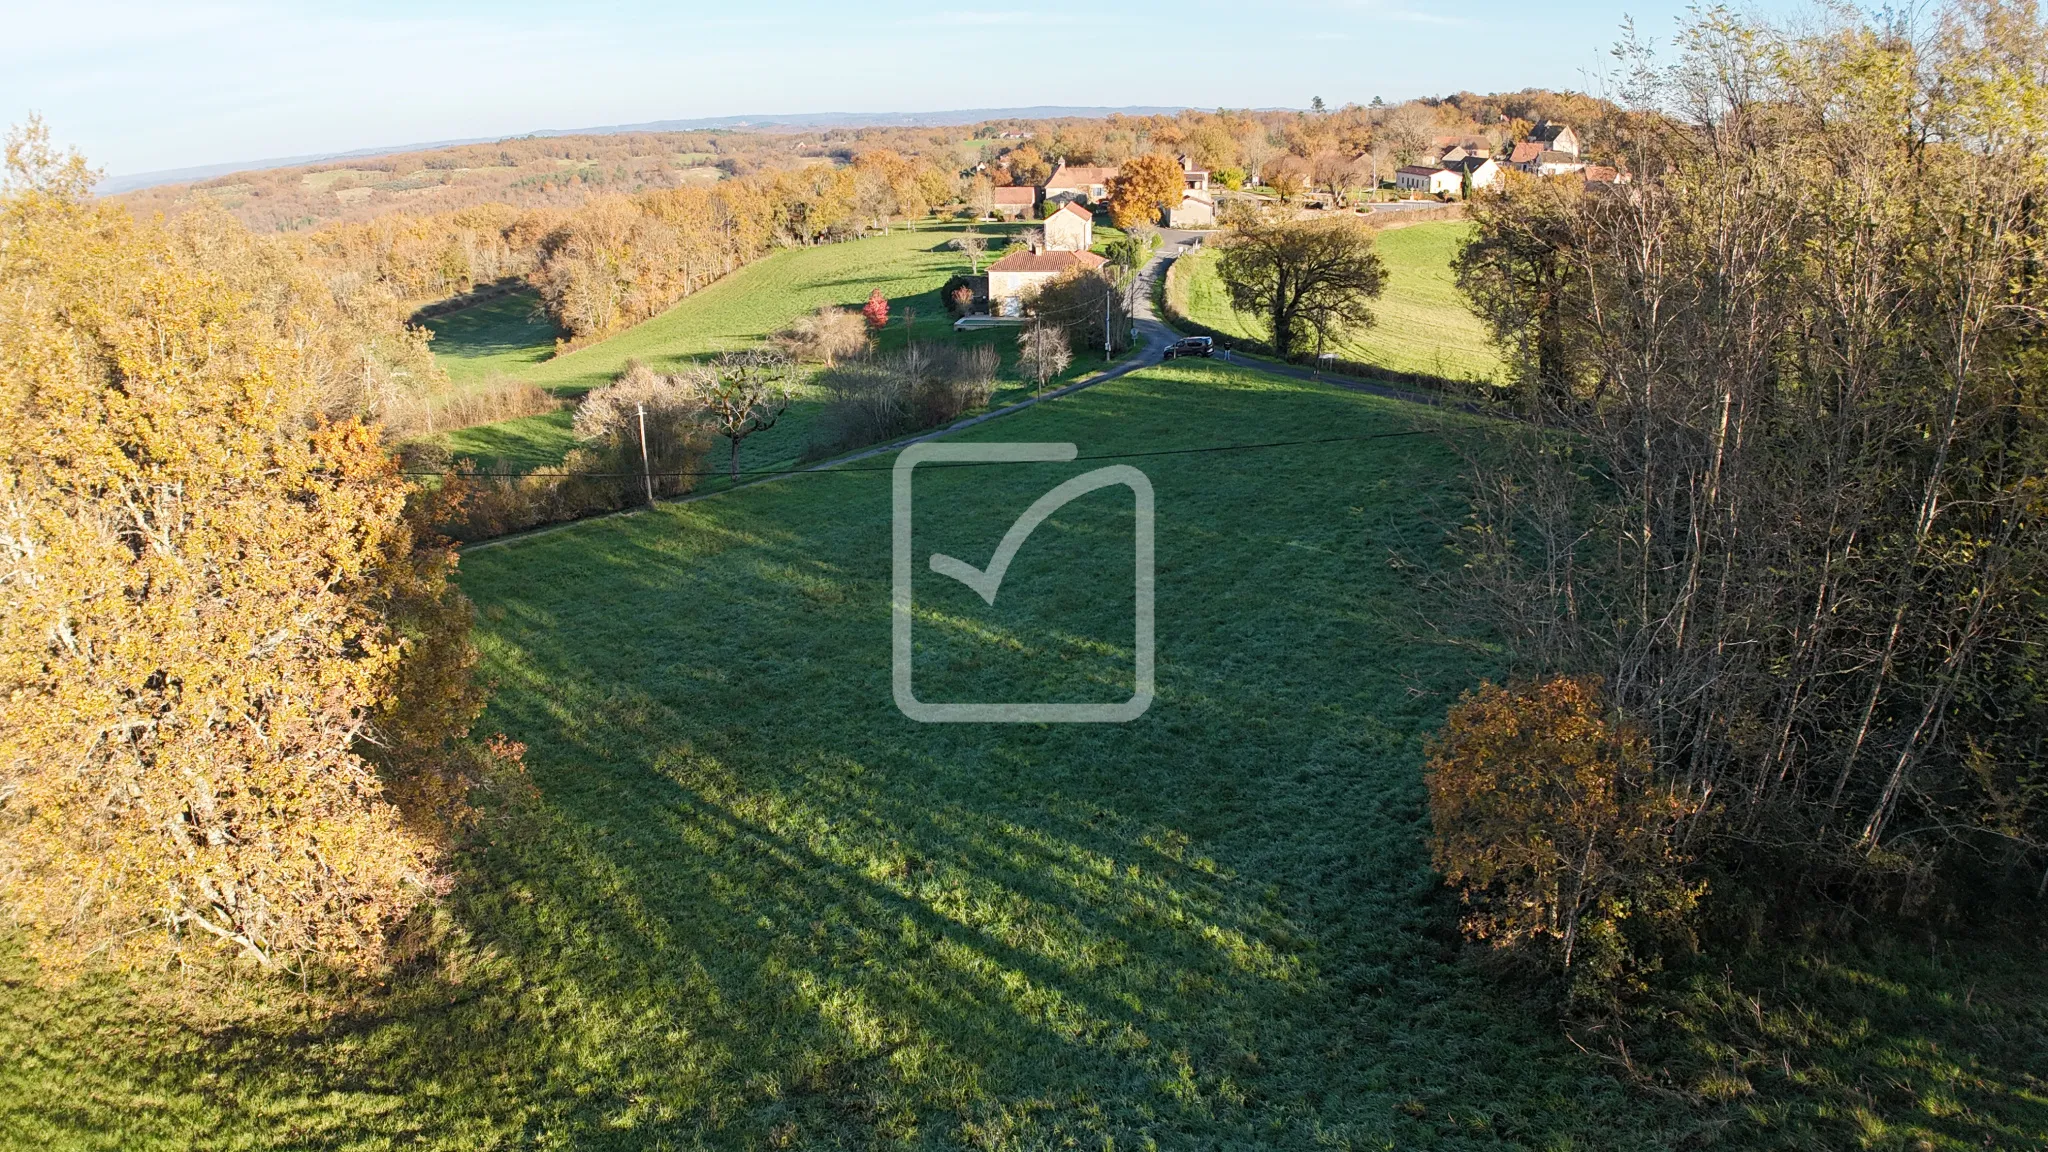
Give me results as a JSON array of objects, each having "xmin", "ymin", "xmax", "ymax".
[
  {"xmin": 1509, "ymin": 141, "xmax": 1546, "ymax": 164},
  {"xmin": 992, "ymin": 185, "xmax": 1037, "ymax": 204},
  {"xmin": 986, "ymin": 249, "xmax": 1108, "ymax": 274},
  {"xmin": 1045, "ymin": 163, "xmax": 1119, "ymax": 189},
  {"xmin": 1059, "ymin": 201, "xmax": 1092, "ymax": 220}
]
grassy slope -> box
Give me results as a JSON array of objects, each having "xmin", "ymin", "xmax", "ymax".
[
  {"xmin": 435, "ymin": 221, "xmax": 1102, "ymax": 475},
  {"xmin": 1179, "ymin": 221, "xmax": 1504, "ymax": 383},
  {"xmin": 8, "ymin": 364, "xmax": 2038, "ymax": 1151},
  {"xmin": 421, "ymin": 290, "xmax": 560, "ymax": 386}
]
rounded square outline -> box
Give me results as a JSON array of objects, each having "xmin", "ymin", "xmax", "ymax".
[{"xmin": 892, "ymin": 441, "xmax": 1154, "ymax": 723}]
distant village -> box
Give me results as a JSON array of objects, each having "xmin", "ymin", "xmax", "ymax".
[
  {"xmin": 982, "ymin": 119, "xmax": 1623, "ymax": 227},
  {"xmin": 970, "ymin": 119, "xmax": 1620, "ymax": 315},
  {"xmin": 1393, "ymin": 120, "xmax": 1625, "ymax": 196}
]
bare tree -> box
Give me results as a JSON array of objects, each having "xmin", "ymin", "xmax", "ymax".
[
  {"xmin": 949, "ymin": 230, "xmax": 988, "ymax": 274},
  {"xmin": 1018, "ymin": 322, "xmax": 1071, "ymax": 394},
  {"xmin": 691, "ymin": 351, "xmax": 791, "ymax": 481}
]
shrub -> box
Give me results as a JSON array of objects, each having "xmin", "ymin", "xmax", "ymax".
[
  {"xmin": 862, "ymin": 288, "xmax": 889, "ymax": 328},
  {"xmin": 1424, "ymin": 676, "xmax": 1704, "ymax": 1004},
  {"xmin": 420, "ymin": 376, "xmax": 561, "ymax": 433},
  {"xmin": 812, "ymin": 342, "xmax": 998, "ymax": 455},
  {"xmin": 770, "ymin": 305, "xmax": 869, "ymax": 366},
  {"xmin": 572, "ymin": 361, "xmax": 713, "ymax": 498},
  {"xmin": 814, "ymin": 360, "xmax": 908, "ymax": 451},
  {"xmin": 941, "ymin": 274, "xmax": 981, "ymax": 316},
  {"xmin": 908, "ymin": 342, "xmax": 997, "ymax": 427}
]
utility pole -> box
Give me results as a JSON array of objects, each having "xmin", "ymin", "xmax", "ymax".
[
  {"xmin": 635, "ymin": 402, "xmax": 655, "ymax": 507},
  {"xmin": 1104, "ymin": 283, "xmax": 1112, "ymax": 361}
]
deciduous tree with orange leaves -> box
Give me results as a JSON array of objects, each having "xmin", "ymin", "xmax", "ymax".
[
  {"xmin": 1424, "ymin": 676, "xmax": 1702, "ymax": 1002},
  {"xmin": 1104, "ymin": 152, "xmax": 1183, "ymax": 230},
  {"xmin": 0, "ymin": 121, "xmax": 488, "ymax": 977}
]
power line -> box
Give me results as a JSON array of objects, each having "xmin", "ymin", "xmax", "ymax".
[{"xmin": 398, "ymin": 428, "xmax": 1438, "ymax": 480}]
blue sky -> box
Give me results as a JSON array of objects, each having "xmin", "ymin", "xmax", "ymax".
[{"xmin": 3, "ymin": 0, "xmax": 1799, "ymax": 176}]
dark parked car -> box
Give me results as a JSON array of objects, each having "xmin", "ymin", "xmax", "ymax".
[{"xmin": 1163, "ymin": 336, "xmax": 1214, "ymax": 360}]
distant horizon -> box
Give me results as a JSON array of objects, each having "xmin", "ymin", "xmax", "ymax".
[
  {"xmin": 5, "ymin": 0, "xmax": 1814, "ymax": 177},
  {"xmin": 93, "ymin": 105, "xmax": 1211, "ymax": 194}
]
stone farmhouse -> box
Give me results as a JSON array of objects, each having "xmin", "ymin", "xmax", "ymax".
[
  {"xmin": 986, "ymin": 247, "xmax": 1108, "ymax": 316},
  {"xmin": 1044, "ymin": 163, "xmax": 1119, "ymax": 206},
  {"xmin": 990, "ymin": 185, "xmax": 1038, "ymax": 219}
]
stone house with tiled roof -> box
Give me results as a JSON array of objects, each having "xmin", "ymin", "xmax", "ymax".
[
  {"xmin": 986, "ymin": 247, "xmax": 1108, "ymax": 316},
  {"xmin": 990, "ymin": 184, "xmax": 1038, "ymax": 218},
  {"xmin": 1044, "ymin": 163, "xmax": 1119, "ymax": 206},
  {"xmin": 1527, "ymin": 121, "xmax": 1580, "ymax": 156}
]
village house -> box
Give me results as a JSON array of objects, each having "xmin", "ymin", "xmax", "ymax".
[
  {"xmin": 1043, "ymin": 201, "xmax": 1094, "ymax": 251},
  {"xmin": 1169, "ymin": 190, "xmax": 1215, "ymax": 228},
  {"xmin": 1522, "ymin": 149, "xmax": 1586, "ymax": 177},
  {"xmin": 990, "ymin": 184, "xmax": 1038, "ymax": 219},
  {"xmin": 1429, "ymin": 134, "xmax": 1492, "ymax": 165},
  {"xmin": 1447, "ymin": 155, "xmax": 1502, "ymax": 192},
  {"xmin": 1167, "ymin": 156, "xmax": 1216, "ymax": 226},
  {"xmin": 1043, "ymin": 162, "xmax": 1119, "ymax": 206},
  {"xmin": 986, "ymin": 247, "xmax": 1108, "ymax": 316},
  {"xmin": 1396, "ymin": 164, "xmax": 1462, "ymax": 196},
  {"xmin": 1527, "ymin": 120, "xmax": 1580, "ymax": 156},
  {"xmin": 1507, "ymin": 121, "xmax": 1587, "ymax": 176}
]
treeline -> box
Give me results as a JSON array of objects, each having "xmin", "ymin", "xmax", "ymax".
[
  {"xmin": 1430, "ymin": 0, "xmax": 2048, "ymax": 996},
  {"xmin": 113, "ymin": 125, "xmax": 976, "ymax": 232},
  {"xmin": 293, "ymin": 150, "xmax": 960, "ymax": 349}
]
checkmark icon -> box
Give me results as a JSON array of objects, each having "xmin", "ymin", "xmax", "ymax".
[
  {"xmin": 892, "ymin": 441, "xmax": 1155, "ymax": 723},
  {"xmin": 929, "ymin": 466, "xmax": 1148, "ymax": 606}
]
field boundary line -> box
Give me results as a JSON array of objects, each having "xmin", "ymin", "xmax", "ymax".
[{"xmin": 460, "ymin": 346, "xmax": 1157, "ymax": 554}]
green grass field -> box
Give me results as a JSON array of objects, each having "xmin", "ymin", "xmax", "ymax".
[
  {"xmin": 1178, "ymin": 221, "xmax": 1504, "ymax": 383},
  {"xmin": 9, "ymin": 361, "xmax": 2039, "ymax": 1149},
  {"xmin": 429, "ymin": 221, "xmax": 1118, "ymax": 475},
  {"xmin": 422, "ymin": 290, "xmax": 561, "ymax": 386}
]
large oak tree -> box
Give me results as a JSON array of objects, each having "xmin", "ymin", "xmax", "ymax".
[{"xmin": 1215, "ymin": 214, "xmax": 1387, "ymax": 359}]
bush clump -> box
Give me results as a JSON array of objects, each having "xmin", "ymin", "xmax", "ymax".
[
  {"xmin": 1424, "ymin": 675, "xmax": 1705, "ymax": 1005},
  {"xmin": 812, "ymin": 342, "xmax": 997, "ymax": 455}
]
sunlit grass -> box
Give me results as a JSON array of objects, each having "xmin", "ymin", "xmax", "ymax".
[
  {"xmin": 429, "ymin": 220, "xmax": 1123, "ymax": 475},
  {"xmin": 4, "ymin": 362, "xmax": 2041, "ymax": 1149},
  {"xmin": 1178, "ymin": 221, "xmax": 1503, "ymax": 383}
]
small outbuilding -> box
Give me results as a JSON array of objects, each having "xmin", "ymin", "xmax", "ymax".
[
  {"xmin": 1043, "ymin": 201, "xmax": 1095, "ymax": 251},
  {"xmin": 1395, "ymin": 165, "xmax": 1461, "ymax": 195}
]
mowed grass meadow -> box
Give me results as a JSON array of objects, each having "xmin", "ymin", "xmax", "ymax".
[
  {"xmin": 426, "ymin": 221, "xmax": 1118, "ymax": 475},
  {"xmin": 1177, "ymin": 220, "xmax": 1503, "ymax": 384},
  {"xmin": 9, "ymin": 361, "xmax": 2039, "ymax": 1150}
]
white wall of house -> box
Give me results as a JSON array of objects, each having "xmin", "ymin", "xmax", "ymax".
[
  {"xmin": 1167, "ymin": 193, "xmax": 1215, "ymax": 228},
  {"xmin": 1044, "ymin": 207, "xmax": 1093, "ymax": 251},
  {"xmin": 988, "ymin": 269, "xmax": 1057, "ymax": 316}
]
